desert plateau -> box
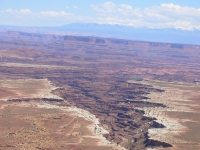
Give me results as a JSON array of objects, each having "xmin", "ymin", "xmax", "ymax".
[{"xmin": 0, "ymin": 30, "xmax": 200, "ymax": 150}]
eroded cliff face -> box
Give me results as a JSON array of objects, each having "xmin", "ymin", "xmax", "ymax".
[{"xmin": 63, "ymin": 35, "xmax": 199, "ymax": 52}]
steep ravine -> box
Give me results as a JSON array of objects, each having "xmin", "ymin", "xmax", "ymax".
[{"xmin": 49, "ymin": 78, "xmax": 172, "ymax": 150}]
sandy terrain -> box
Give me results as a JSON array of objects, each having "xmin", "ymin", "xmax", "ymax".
[
  {"xmin": 0, "ymin": 79, "xmax": 61, "ymax": 100},
  {"xmin": 0, "ymin": 101, "xmax": 126, "ymax": 150},
  {"xmin": 0, "ymin": 62, "xmax": 77, "ymax": 70},
  {"xmin": 34, "ymin": 102, "xmax": 126, "ymax": 150}
]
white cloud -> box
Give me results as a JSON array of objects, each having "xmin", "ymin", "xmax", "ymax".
[
  {"xmin": 2, "ymin": 3, "xmax": 200, "ymax": 30},
  {"xmin": 73, "ymin": 6, "xmax": 79, "ymax": 9},
  {"xmin": 4, "ymin": 9, "xmax": 73, "ymax": 18},
  {"xmin": 91, "ymin": 2, "xmax": 200, "ymax": 30},
  {"xmin": 5, "ymin": 8, "xmax": 32, "ymax": 15},
  {"xmin": 145, "ymin": 3, "xmax": 200, "ymax": 20},
  {"xmin": 5, "ymin": 8, "xmax": 14, "ymax": 13},
  {"xmin": 160, "ymin": 3, "xmax": 200, "ymax": 16},
  {"xmin": 20, "ymin": 9, "xmax": 32, "ymax": 14},
  {"xmin": 91, "ymin": 2, "xmax": 116, "ymax": 16},
  {"xmin": 40, "ymin": 11, "xmax": 73, "ymax": 18},
  {"xmin": 102, "ymin": 2, "xmax": 116, "ymax": 12}
]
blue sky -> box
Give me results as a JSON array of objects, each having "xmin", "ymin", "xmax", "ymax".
[{"xmin": 0, "ymin": 0, "xmax": 200, "ymax": 30}]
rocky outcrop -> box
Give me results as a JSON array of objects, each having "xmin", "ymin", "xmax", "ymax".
[{"xmin": 145, "ymin": 139, "xmax": 173, "ymax": 147}]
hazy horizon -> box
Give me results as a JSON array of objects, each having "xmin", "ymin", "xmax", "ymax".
[{"xmin": 0, "ymin": 0, "xmax": 200, "ymax": 30}]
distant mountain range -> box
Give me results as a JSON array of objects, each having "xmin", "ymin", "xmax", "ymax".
[{"xmin": 0, "ymin": 23, "xmax": 200, "ymax": 45}]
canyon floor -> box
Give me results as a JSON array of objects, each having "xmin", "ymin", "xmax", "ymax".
[{"xmin": 0, "ymin": 30, "xmax": 200, "ymax": 149}]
